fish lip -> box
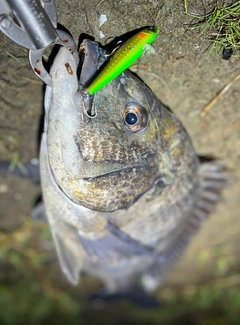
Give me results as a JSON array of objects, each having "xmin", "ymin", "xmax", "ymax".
[
  {"xmin": 78, "ymin": 39, "xmax": 106, "ymax": 87},
  {"xmin": 77, "ymin": 39, "xmax": 107, "ymax": 118}
]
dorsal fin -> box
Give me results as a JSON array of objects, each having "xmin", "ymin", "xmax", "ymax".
[{"xmin": 142, "ymin": 163, "xmax": 230, "ymax": 291}]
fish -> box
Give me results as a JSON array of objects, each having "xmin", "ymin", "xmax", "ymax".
[{"xmin": 38, "ymin": 37, "xmax": 228, "ymax": 295}]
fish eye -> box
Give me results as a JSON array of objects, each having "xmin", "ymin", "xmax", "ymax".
[
  {"xmin": 125, "ymin": 112, "xmax": 138, "ymax": 125},
  {"xmin": 123, "ymin": 103, "xmax": 148, "ymax": 133}
]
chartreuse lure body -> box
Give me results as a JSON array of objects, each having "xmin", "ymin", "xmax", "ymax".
[{"xmin": 86, "ymin": 26, "xmax": 160, "ymax": 95}]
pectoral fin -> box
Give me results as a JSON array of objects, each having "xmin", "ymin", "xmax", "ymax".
[{"xmin": 78, "ymin": 222, "xmax": 155, "ymax": 262}]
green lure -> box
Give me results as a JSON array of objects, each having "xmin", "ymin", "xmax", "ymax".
[{"xmin": 86, "ymin": 26, "xmax": 160, "ymax": 95}]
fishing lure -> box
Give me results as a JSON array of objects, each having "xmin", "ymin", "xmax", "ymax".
[{"xmin": 86, "ymin": 26, "xmax": 160, "ymax": 95}]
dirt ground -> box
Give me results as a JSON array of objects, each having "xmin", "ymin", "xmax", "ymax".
[{"xmin": 0, "ymin": 0, "xmax": 239, "ymax": 324}]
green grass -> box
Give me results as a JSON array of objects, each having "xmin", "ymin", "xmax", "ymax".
[
  {"xmin": 8, "ymin": 152, "xmax": 28, "ymax": 175},
  {"xmin": 186, "ymin": 1, "xmax": 240, "ymax": 58},
  {"xmin": 6, "ymin": 52, "xmax": 20, "ymax": 61}
]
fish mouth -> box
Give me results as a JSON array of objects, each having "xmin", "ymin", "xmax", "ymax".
[
  {"xmin": 78, "ymin": 39, "xmax": 106, "ymax": 87},
  {"xmin": 76, "ymin": 39, "xmax": 107, "ymax": 118},
  {"xmin": 52, "ymin": 40, "xmax": 141, "ymax": 180}
]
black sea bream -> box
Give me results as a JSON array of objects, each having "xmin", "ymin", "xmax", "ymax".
[{"xmin": 40, "ymin": 40, "xmax": 227, "ymax": 293}]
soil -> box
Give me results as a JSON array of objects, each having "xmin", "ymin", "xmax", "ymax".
[{"xmin": 0, "ymin": 0, "xmax": 239, "ymax": 323}]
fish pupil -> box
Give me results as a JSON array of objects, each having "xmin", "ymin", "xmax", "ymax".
[{"xmin": 125, "ymin": 112, "xmax": 137, "ymax": 125}]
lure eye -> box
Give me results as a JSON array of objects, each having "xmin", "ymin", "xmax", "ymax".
[{"xmin": 123, "ymin": 104, "xmax": 148, "ymax": 133}]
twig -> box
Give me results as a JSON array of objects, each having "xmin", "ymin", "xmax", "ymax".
[
  {"xmin": 21, "ymin": 76, "xmax": 42, "ymax": 84},
  {"xmin": 95, "ymin": 0, "xmax": 106, "ymax": 8},
  {"xmin": 129, "ymin": 64, "xmax": 152, "ymax": 72},
  {"xmin": 200, "ymin": 71, "xmax": 240, "ymax": 117}
]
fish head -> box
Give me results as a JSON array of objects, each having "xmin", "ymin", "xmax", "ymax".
[{"xmin": 45, "ymin": 40, "xmax": 186, "ymax": 212}]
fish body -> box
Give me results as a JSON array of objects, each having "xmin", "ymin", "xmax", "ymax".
[
  {"xmin": 87, "ymin": 26, "xmax": 160, "ymax": 95},
  {"xmin": 40, "ymin": 39, "xmax": 227, "ymax": 292}
]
